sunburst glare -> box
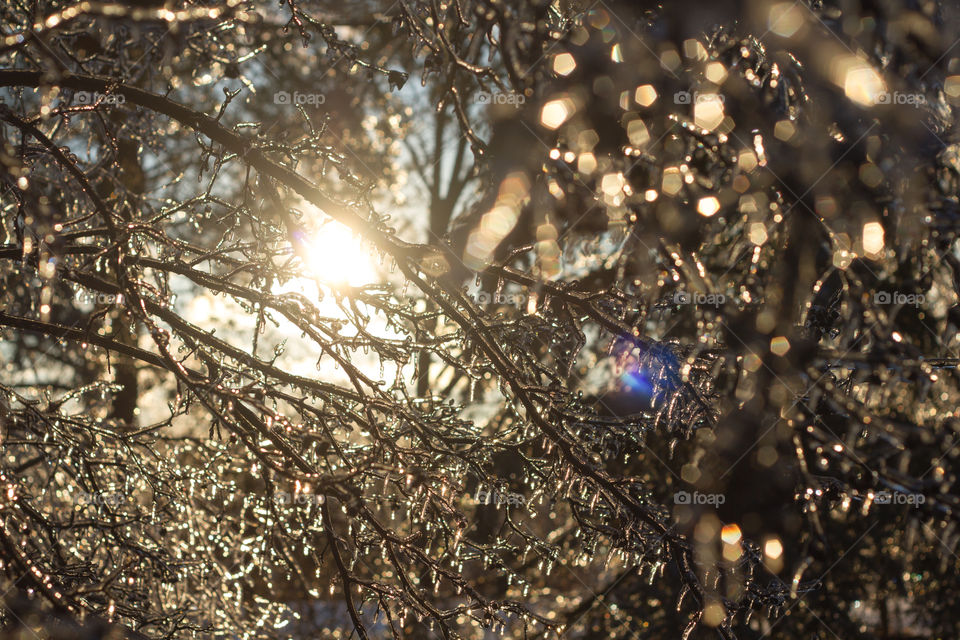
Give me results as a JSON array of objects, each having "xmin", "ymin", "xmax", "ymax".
[{"xmin": 296, "ymin": 214, "xmax": 378, "ymax": 288}]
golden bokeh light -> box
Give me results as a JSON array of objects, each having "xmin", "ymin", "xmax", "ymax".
[
  {"xmin": 634, "ymin": 84, "xmax": 658, "ymax": 107},
  {"xmin": 553, "ymin": 53, "xmax": 576, "ymax": 76},
  {"xmin": 764, "ymin": 537, "xmax": 784, "ymax": 559},
  {"xmin": 862, "ymin": 221, "xmax": 885, "ymax": 257},
  {"xmin": 768, "ymin": 2, "xmax": 806, "ymax": 38},
  {"xmin": 697, "ymin": 196, "xmax": 720, "ymax": 217},
  {"xmin": 540, "ymin": 98, "xmax": 575, "ymax": 129},
  {"xmin": 720, "ymin": 523, "xmax": 742, "ymax": 544},
  {"xmin": 464, "ymin": 172, "xmax": 531, "ymax": 269},
  {"xmin": 693, "ymin": 94, "xmax": 725, "ymax": 131},
  {"xmin": 834, "ymin": 56, "xmax": 886, "ymax": 106}
]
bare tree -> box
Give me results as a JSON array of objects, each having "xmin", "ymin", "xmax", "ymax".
[{"xmin": 0, "ymin": 1, "xmax": 959, "ymax": 639}]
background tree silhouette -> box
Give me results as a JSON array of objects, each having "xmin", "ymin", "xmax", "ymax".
[{"xmin": 0, "ymin": 0, "xmax": 959, "ymax": 638}]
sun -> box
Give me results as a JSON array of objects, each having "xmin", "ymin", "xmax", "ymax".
[{"xmin": 300, "ymin": 217, "xmax": 378, "ymax": 288}]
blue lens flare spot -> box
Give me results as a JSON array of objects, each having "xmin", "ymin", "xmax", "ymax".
[
  {"xmin": 619, "ymin": 349, "xmax": 681, "ymax": 405},
  {"xmin": 621, "ymin": 369, "xmax": 654, "ymax": 397}
]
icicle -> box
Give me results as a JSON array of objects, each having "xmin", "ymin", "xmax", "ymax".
[
  {"xmin": 647, "ymin": 562, "xmax": 657, "ymax": 584},
  {"xmin": 676, "ymin": 584, "xmax": 689, "ymax": 611}
]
